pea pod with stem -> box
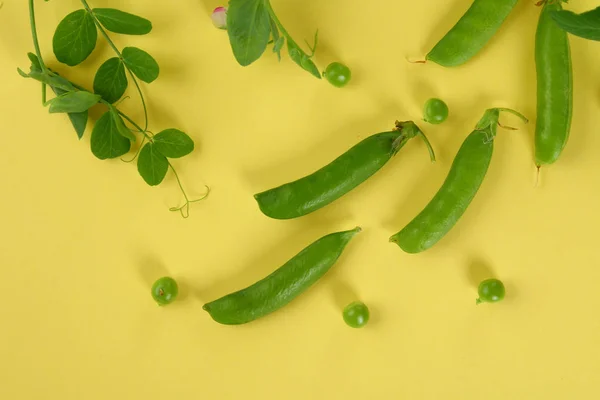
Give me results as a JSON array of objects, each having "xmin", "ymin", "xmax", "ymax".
[
  {"xmin": 426, "ymin": 0, "xmax": 520, "ymax": 67},
  {"xmin": 390, "ymin": 108, "xmax": 528, "ymax": 253},
  {"xmin": 254, "ymin": 121, "xmax": 435, "ymax": 220},
  {"xmin": 535, "ymin": 0, "xmax": 573, "ymax": 167},
  {"xmin": 203, "ymin": 227, "xmax": 361, "ymax": 325}
]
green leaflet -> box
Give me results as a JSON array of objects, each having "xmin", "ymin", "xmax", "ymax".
[
  {"xmin": 19, "ymin": 67, "xmax": 75, "ymax": 92},
  {"xmin": 27, "ymin": 52, "xmax": 42, "ymax": 72},
  {"xmin": 137, "ymin": 142, "xmax": 168, "ymax": 186},
  {"xmin": 109, "ymin": 107, "xmax": 136, "ymax": 142},
  {"xmin": 269, "ymin": 17, "xmax": 283, "ymax": 61},
  {"xmin": 52, "ymin": 87, "xmax": 89, "ymax": 139},
  {"xmin": 287, "ymin": 41, "xmax": 320, "ymax": 79},
  {"xmin": 152, "ymin": 129, "xmax": 194, "ymax": 158},
  {"xmin": 93, "ymin": 8, "xmax": 152, "ymax": 35},
  {"xmin": 551, "ymin": 6, "xmax": 600, "ymax": 41},
  {"xmin": 93, "ymin": 57, "xmax": 128, "ymax": 104},
  {"xmin": 122, "ymin": 47, "xmax": 159, "ymax": 83},
  {"xmin": 91, "ymin": 110, "xmax": 131, "ymax": 159},
  {"xmin": 53, "ymin": 9, "xmax": 98, "ymax": 66},
  {"xmin": 48, "ymin": 91, "xmax": 101, "ymax": 114},
  {"xmin": 227, "ymin": 0, "xmax": 272, "ymax": 66}
]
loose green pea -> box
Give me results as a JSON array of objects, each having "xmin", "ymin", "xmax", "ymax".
[
  {"xmin": 343, "ymin": 301, "xmax": 370, "ymax": 328},
  {"xmin": 423, "ymin": 98, "xmax": 449, "ymax": 124},
  {"xmin": 324, "ymin": 62, "xmax": 351, "ymax": 88},
  {"xmin": 151, "ymin": 277, "xmax": 179, "ymax": 306},
  {"xmin": 427, "ymin": 0, "xmax": 519, "ymax": 67},
  {"xmin": 535, "ymin": 1, "xmax": 573, "ymax": 166},
  {"xmin": 476, "ymin": 279, "xmax": 505, "ymax": 304},
  {"xmin": 203, "ymin": 228, "xmax": 361, "ymax": 325}
]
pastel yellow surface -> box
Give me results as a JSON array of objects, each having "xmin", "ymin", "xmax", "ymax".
[{"xmin": 1, "ymin": 0, "xmax": 600, "ymax": 398}]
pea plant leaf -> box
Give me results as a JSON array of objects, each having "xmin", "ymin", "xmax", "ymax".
[
  {"xmin": 137, "ymin": 142, "xmax": 168, "ymax": 186},
  {"xmin": 28, "ymin": 52, "xmax": 42, "ymax": 72},
  {"xmin": 52, "ymin": 87, "xmax": 89, "ymax": 139},
  {"xmin": 26, "ymin": 71, "xmax": 75, "ymax": 91},
  {"xmin": 227, "ymin": 0, "xmax": 272, "ymax": 66},
  {"xmin": 91, "ymin": 110, "xmax": 131, "ymax": 159},
  {"xmin": 109, "ymin": 106, "xmax": 137, "ymax": 142},
  {"xmin": 122, "ymin": 47, "xmax": 159, "ymax": 83},
  {"xmin": 287, "ymin": 40, "xmax": 320, "ymax": 79},
  {"xmin": 53, "ymin": 9, "xmax": 98, "ymax": 66},
  {"xmin": 551, "ymin": 6, "xmax": 600, "ymax": 41},
  {"xmin": 93, "ymin": 57, "xmax": 128, "ymax": 104},
  {"xmin": 48, "ymin": 91, "xmax": 101, "ymax": 114},
  {"xmin": 153, "ymin": 129, "xmax": 194, "ymax": 158},
  {"xmin": 93, "ymin": 8, "xmax": 152, "ymax": 35}
]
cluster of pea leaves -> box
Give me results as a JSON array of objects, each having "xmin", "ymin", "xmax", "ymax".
[
  {"xmin": 19, "ymin": 0, "xmax": 205, "ymax": 217},
  {"xmin": 551, "ymin": 4, "xmax": 600, "ymax": 41},
  {"xmin": 226, "ymin": 0, "xmax": 321, "ymax": 78}
]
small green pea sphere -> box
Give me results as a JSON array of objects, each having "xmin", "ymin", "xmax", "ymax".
[
  {"xmin": 343, "ymin": 301, "xmax": 370, "ymax": 328},
  {"xmin": 423, "ymin": 98, "xmax": 449, "ymax": 124},
  {"xmin": 476, "ymin": 279, "xmax": 505, "ymax": 304},
  {"xmin": 151, "ymin": 277, "xmax": 179, "ymax": 306},
  {"xmin": 324, "ymin": 62, "xmax": 352, "ymax": 88}
]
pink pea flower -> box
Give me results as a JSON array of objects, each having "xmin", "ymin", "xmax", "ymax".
[{"xmin": 211, "ymin": 7, "xmax": 227, "ymax": 30}]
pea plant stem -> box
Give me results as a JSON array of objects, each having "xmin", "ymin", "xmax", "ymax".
[
  {"xmin": 80, "ymin": 0, "xmax": 150, "ymax": 133},
  {"xmin": 28, "ymin": 0, "xmax": 48, "ymax": 73},
  {"xmin": 263, "ymin": 0, "xmax": 301, "ymax": 51}
]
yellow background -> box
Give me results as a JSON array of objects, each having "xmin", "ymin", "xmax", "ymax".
[{"xmin": 1, "ymin": 0, "xmax": 600, "ymax": 398}]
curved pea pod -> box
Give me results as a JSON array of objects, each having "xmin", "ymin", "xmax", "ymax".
[
  {"xmin": 254, "ymin": 121, "xmax": 435, "ymax": 220},
  {"xmin": 203, "ymin": 227, "xmax": 361, "ymax": 325},
  {"xmin": 535, "ymin": 1, "xmax": 573, "ymax": 166},
  {"xmin": 390, "ymin": 108, "xmax": 527, "ymax": 253},
  {"xmin": 427, "ymin": 0, "xmax": 519, "ymax": 67}
]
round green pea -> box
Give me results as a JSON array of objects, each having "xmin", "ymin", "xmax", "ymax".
[
  {"xmin": 324, "ymin": 62, "xmax": 351, "ymax": 88},
  {"xmin": 423, "ymin": 98, "xmax": 449, "ymax": 124},
  {"xmin": 343, "ymin": 301, "xmax": 370, "ymax": 328},
  {"xmin": 476, "ymin": 279, "xmax": 505, "ymax": 304},
  {"xmin": 151, "ymin": 277, "xmax": 179, "ymax": 306}
]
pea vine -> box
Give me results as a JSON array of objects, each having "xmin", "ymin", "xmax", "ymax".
[
  {"xmin": 19, "ymin": 0, "xmax": 208, "ymax": 218},
  {"xmin": 226, "ymin": 0, "xmax": 321, "ymax": 78}
]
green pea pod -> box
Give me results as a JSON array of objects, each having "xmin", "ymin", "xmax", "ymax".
[
  {"xmin": 254, "ymin": 121, "xmax": 435, "ymax": 220},
  {"xmin": 427, "ymin": 0, "xmax": 519, "ymax": 67},
  {"xmin": 203, "ymin": 227, "xmax": 361, "ymax": 325},
  {"xmin": 390, "ymin": 108, "xmax": 527, "ymax": 253},
  {"xmin": 535, "ymin": 1, "xmax": 573, "ymax": 166}
]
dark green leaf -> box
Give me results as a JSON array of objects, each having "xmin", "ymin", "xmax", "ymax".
[
  {"xmin": 122, "ymin": 47, "xmax": 159, "ymax": 83},
  {"xmin": 49, "ymin": 91, "xmax": 101, "ymax": 114},
  {"xmin": 137, "ymin": 142, "xmax": 168, "ymax": 186},
  {"xmin": 287, "ymin": 41, "xmax": 321, "ymax": 79},
  {"xmin": 227, "ymin": 0, "xmax": 272, "ymax": 66},
  {"xmin": 153, "ymin": 129, "xmax": 194, "ymax": 158},
  {"xmin": 93, "ymin": 8, "xmax": 152, "ymax": 35},
  {"xmin": 67, "ymin": 111, "xmax": 89, "ymax": 139},
  {"xmin": 52, "ymin": 87, "xmax": 88, "ymax": 139},
  {"xmin": 109, "ymin": 107, "xmax": 137, "ymax": 142},
  {"xmin": 93, "ymin": 57, "xmax": 128, "ymax": 104},
  {"xmin": 91, "ymin": 111, "xmax": 131, "ymax": 159},
  {"xmin": 551, "ymin": 6, "xmax": 600, "ymax": 41},
  {"xmin": 53, "ymin": 9, "xmax": 98, "ymax": 66}
]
